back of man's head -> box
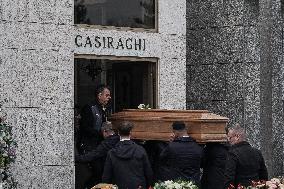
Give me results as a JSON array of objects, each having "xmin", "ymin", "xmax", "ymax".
[
  {"xmin": 172, "ymin": 121, "xmax": 188, "ymax": 137},
  {"xmin": 172, "ymin": 121, "xmax": 186, "ymax": 131},
  {"xmin": 118, "ymin": 121, "xmax": 134, "ymax": 136},
  {"xmin": 95, "ymin": 84, "xmax": 110, "ymax": 97},
  {"xmin": 229, "ymin": 124, "xmax": 246, "ymax": 142},
  {"xmin": 101, "ymin": 121, "xmax": 113, "ymax": 132}
]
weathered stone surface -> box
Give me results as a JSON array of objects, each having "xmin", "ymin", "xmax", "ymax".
[
  {"xmin": 187, "ymin": 0, "xmax": 284, "ymax": 176},
  {"xmin": 6, "ymin": 108, "xmax": 74, "ymax": 166},
  {"xmin": 1, "ymin": 0, "xmax": 187, "ymax": 187},
  {"xmin": 187, "ymin": 64, "xmax": 227, "ymax": 101},
  {"xmin": 223, "ymin": 0, "xmax": 244, "ymax": 26},
  {"xmin": 243, "ymin": 0, "xmax": 259, "ymax": 26},
  {"xmin": 11, "ymin": 165, "xmax": 74, "ymax": 189},
  {"xmin": 243, "ymin": 62, "xmax": 261, "ymax": 148}
]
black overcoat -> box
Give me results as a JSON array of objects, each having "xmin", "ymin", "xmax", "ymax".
[
  {"xmin": 224, "ymin": 141, "xmax": 268, "ymax": 188},
  {"xmin": 156, "ymin": 137, "xmax": 203, "ymax": 185},
  {"xmin": 201, "ymin": 142, "xmax": 229, "ymax": 189},
  {"xmin": 78, "ymin": 101, "xmax": 110, "ymax": 153},
  {"xmin": 102, "ymin": 140, "xmax": 153, "ymax": 189}
]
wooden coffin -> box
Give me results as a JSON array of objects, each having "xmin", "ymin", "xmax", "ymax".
[{"xmin": 109, "ymin": 109, "xmax": 229, "ymax": 143}]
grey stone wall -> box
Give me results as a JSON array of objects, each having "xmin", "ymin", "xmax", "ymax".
[
  {"xmin": 0, "ymin": 0, "xmax": 187, "ymax": 188},
  {"xmin": 186, "ymin": 0, "xmax": 284, "ymax": 176},
  {"xmin": 0, "ymin": 0, "xmax": 75, "ymax": 188}
]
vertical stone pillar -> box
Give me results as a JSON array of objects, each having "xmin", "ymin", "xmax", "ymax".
[{"xmin": 259, "ymin": 0, "xmax": 284, "ymax": 176}]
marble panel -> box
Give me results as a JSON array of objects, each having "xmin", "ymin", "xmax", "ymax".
[
  {"xmin": 243, "ymin": 0, "xmax": 259, "ymax": 26},
  {"xmin": 226, "ymin": 63, "xmax": 244, "ymax": 99},
  {"xmin": 159, "ymin": 0, "xmax": 186, "ymax": 35},
  {"xmin": 11, "ymin": 165, "xmax": 74, "ymax": 189},
  {"xmin": 220, "ymin": 26, "xmax": 244, "ymax": 63},
  {"xmin": 271, "ymin": 53, "xmax": 284, "ymax": 176},
  {"xmin": 187, "ymin": 99, "xmax": 244, "ymax": 127},
  {"xmin": 33, "ymin": 49, "xmax": 74, "ymax": 71},
  {"xmin": 243, "ymin": 62, "xmax": 261, "ymax": 148},
  {"xmin": 159, "ymin": 67, "xmax": 186, "ymax": 110},
  {"xmin": 27, "ymin": 0, "xmax": 56, "ymax": 23},
  {"xmin": 161, "ymin": 35, "xmax": 186, "ymax": 60},
  {"xmin": 225, "ymin": 99, "xmax": 245, "ymax": 127},
  {"xmin": 6, "ymin": 107, "xmax": 74, "ymax": 166},
  {"xmin": 17, "ymin": 0, "xmax": 28, "ymax": 22},
  {"xmin": 244, "ymin": 26, "xmax": 259, "ymax": 63},
  {"xmin": 1, "ymin": 0, "xmax": 19, "ymax": 21},
  {"xmin": 197, "ymin": 0, "xmax": 224, "ymax": 28},
  {"xmin": 223, "ymin": 0, "xmax": 244, "ymax": 26},
  {"xmin": 0, "ymin": 0, "xmax": 2, "ymax": 21},
  {"xmin": 186, "ymin": 0, "xmax": 200, "ymax": 30},
  {"xmin": 1, "ymin": 21, "xmax": 28, "ymax": 49},
  {"xmin": 22, "ymin": 23, "xmax": 72, "ymax": 50},
  {"xmin": 28, "ymin": 69, "xmax": 73, "ymax": 109},
  {"xmin": 49, "ymin": 24, "xmax": 74, "ymax": 50},
  {"xmin": 0, "ymin": 49, "xmax": 32, "ymax": 107},
  {"xmin": 55, "ymin": 5, "xmax": 73, "ymax": 25},
  {"xmin": 271, "ymin": 108, "xmax": 284, "ymax": 175},
  {"xmin": 187, "ymin": 100, "xmax": 228, "ymax": 117},
  {"xmin": 187, "ymin": 27, "xmax": 223, "ymax": 65},
  {"xmin": 187, "ymin": 64, "xmax": 227, "ymax": 101},
  {"xmin": 186, "ymin": 29, "xmax": 200, "ymax": 65},
  {"xmin": 1, "ymin": 49, "xmax": 74, "ymax": 108},
  {"xmin": 187, "ymin": 28, "xmax": 218, "ymax": 65},
  {"xmin": 27, "ymin": 0, "xmax": 40, "ymax": 23}
]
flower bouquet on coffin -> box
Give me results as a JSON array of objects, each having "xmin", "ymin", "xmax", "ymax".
[{"xmin": 138, "ymin": 104, "xmax": 151, "ymax": 110}]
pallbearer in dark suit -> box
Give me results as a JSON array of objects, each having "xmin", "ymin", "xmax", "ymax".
[
  {"xmin": 224, "ymin": 125, "xmax": 268, "ymax": 188},
  {"xmin": 76, "ymin": 84, "xmax": 112, "ymax": 189},
  {"xmin": 201, "ymin": 142, "xmax": 229, "ymax": 189},
  {"xmin": 78, "ymin": 84, "xmax": 112, "ymax": 153},
  {"xmin": 76, "ymin": 122, "xmax": 119, "ymax": 186},
  {"xmin": 102, "ymin": 121, "xmax": 153, "ymax": 189},
  {"xmin": 156, "ymin": 121, "xmax": 203, "ymax": 186}
]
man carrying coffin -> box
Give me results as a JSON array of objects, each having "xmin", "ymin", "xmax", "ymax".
[{"xmin": 156, "ymin": 121, "xmax": 203, "ymax": 186}]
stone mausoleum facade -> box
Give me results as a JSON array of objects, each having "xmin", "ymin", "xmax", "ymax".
[{"xmin": 0, "ymin": 0, "xmax": 283, "ymax": 188}]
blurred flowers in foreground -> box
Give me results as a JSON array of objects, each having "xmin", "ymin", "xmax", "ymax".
[
  {"xmin": 0, "ymin": 104, "xmax": 17, "ymax": 188},
  {"xmin": 152, "ymin": 179, "xmax": 198, "ymax": 189},
  {"xmin": 227, "ymin": 177, "xmax": 284, "ymax": 189}
]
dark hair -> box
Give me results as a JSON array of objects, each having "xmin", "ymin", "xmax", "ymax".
[
  {"xmin": 95, "ymin": 84, "xmax": 110, "ymax": 96},
  {"xmin": 172, "ymin": 121, "xmax": 186, "ymax": 131},
  {"xmin": 229, "ymin": 123, "xmax": 246, "ymax": 140},
  {"xmin": 101, "ymin": 121, "xmax": 113, "ymax": 132},
  {"xmin": 118, "ymin": 121, "xmax": 134, "ymax": 136}
]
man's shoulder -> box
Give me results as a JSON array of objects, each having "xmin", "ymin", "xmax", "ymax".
[{"xmin": 229, "ymin": 141, "xmax": 255, "ymax": 154}]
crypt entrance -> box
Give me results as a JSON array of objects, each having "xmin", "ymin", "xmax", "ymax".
[
  {"xmin": 74, "ymin": 56, "xmax": 158, "ymax": 113},
  {"xmin": 74, "ymin": 55, "xmax": 158, "ymax": 188}
]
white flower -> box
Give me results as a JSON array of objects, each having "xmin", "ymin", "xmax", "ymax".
[
  {"xmin": 271, "ymin": 178, "xmax": 281, "ymax": 185},
  {"xmin": 153, "ymin": 180, "xmax": 198, "ymax": 189},
  {"xmin": 138, "ymin": 104, "xmax": 145, "ymax": 109}
]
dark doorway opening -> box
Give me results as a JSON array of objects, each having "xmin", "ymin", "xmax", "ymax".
[
  {"xmin": 74, "ymin": 57, "xmax": 157, "ymax": 113},
  {"xmin": 74, "ymin": 56, "xmax": 157, "ymax": 189}
]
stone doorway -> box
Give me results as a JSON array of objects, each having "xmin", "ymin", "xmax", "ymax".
[
  {"xmin": 74, "ymin": 56, "xmax": 157, "ymax": 188},
  {"xmin": 74, "ymin": 56, "xmax": 157, "ymax": 113}
]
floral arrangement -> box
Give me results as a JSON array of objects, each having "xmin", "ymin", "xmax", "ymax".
[
  {"xmin": 91, "ymin": 183, "xmax": 118, "ymax": 189},
  {"xmin": 228, "ymin": 177, "xmax": 284, "ymax": 189},
  {"xmin": 0, "ymin": 105, "xmax": 17, "ymax": 188},
  {"xmin": 152, "ymin": 180, "xmax": 198, "ymax": 189},
  {"xmin": 138, "ymin": 104, "xmax": 151, "ymax": 110}
]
